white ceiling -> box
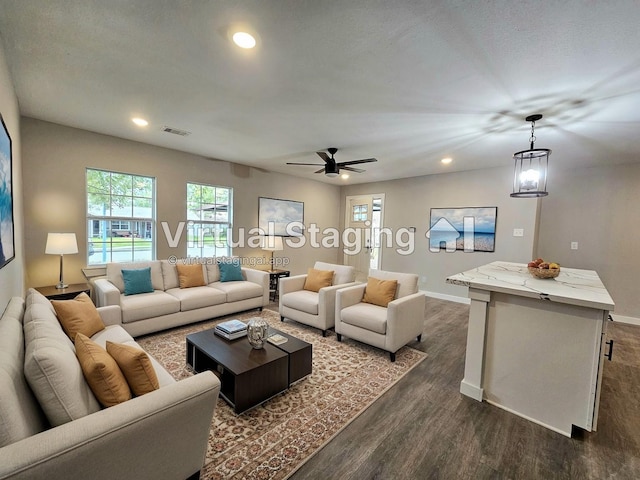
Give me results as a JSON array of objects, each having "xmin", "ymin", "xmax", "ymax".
[{"xmin": 1, "ymin": 1, "xmax": 639, "ymax": 185}]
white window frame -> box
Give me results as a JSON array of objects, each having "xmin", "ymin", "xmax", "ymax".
[{"xmin": 186, "ymin": 182, "xmax": 233, "ymax": 258}]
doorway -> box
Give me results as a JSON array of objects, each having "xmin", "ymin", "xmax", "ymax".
[{"xmin": 344, "ymin": 194, "xmax": 385, "ymax": 281}]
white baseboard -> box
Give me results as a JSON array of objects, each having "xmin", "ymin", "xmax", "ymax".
[
  {"xmin": 611, "ymin": 314, "xmax": 640, "ymax": 326},
  {"xmin": 421, "ymin": 290, "xmax": 471, "ymax": 305}
]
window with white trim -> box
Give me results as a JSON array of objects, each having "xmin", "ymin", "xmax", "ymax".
[
  {"xmin": 86, "ymin": 169, "xmax": 155, "ymax": 264},
  {"xmin": 186, "ymin": 182, "xmax": 232, "ymax": 258}
]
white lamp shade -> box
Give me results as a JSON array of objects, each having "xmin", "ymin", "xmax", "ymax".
[
  {"xmin": 261, "ymin": 236, "xmax": 284, "ymax": 251},
  {"xmin": 45, "ymin": 233, "xmax": 79, "ymax": 255}
]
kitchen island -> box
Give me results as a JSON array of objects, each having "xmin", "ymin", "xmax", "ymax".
[{"xmin": 446, "ymin": 261, "xmax": 615, "ymax": 437}]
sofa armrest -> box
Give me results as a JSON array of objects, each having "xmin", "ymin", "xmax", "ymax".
[
  {"xmin": 279, "ymin": 274, "xmax": 307, "ymax": 296},
  {"xmin": 242, "ymin": 268, "xmax": 270, "ymax": 306},
  {"xmin": 386, "ymin": 292, "xmax": 426, "ymax": 352},
  {"xmin": 0, "ymin": 372, "xmax": 220, "ymax": 480},
  {"xmin": 318, "ymin": 282, "xmax": 359, "ymax": 323},
  {"xmin": 94, "ymin": 278, "xmax": 121, "ymax": 308},
  {"xmin": 97, "ymin": 305, "xmax": 122, "ymax": 327}
]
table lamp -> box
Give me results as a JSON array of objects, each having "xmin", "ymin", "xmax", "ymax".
[
  {"xmin": 261, "ymin": 236, "xmax": 283, "ymax": 269},
  {"xmin": 45, "ymin": 233, "xmax": 78, "ymax": 289}
]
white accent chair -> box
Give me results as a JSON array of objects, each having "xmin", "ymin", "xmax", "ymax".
[
  {"xmin": 335, "ymin": 269, "xmax": 425, "ymax": 361},
  {"xmin": 279, "ymin": 262, "xmax": 357, "ymax": 336}
]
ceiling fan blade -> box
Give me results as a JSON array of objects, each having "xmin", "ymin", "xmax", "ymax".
[
  {"xmin": 314, "ymin": 168, "xmax": 325, "ymax": 174},
  {"xmin": 341, "ymin": 166, "xmax": 366, "ymax": 173},
  {"xmin": 338, "ymin": 158, "xmax": 377, "ymax": 166},
  {"xmin": 316, "ymin": 151, "xmax": 331, "ymax": 163},
  {"xmin": 286, "ymin": 162, "xmax": 325, "ymax": 166}
]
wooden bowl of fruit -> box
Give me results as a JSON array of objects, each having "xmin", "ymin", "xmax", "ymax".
[{"xmin": 527, "ymin": 258, "xmax": 561, "ymax": 279}]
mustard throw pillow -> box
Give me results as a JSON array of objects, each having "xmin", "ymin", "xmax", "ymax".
[
  {"xmin": 362, "ymin": 277, "xmax": 398, "ymax": 307},
  {"xmin": 176, "ymin": 263, "xmax": 206, "ymax": 288},
  {"xmin": 52, "ymin": 292, "xmax": 105, "ymax": 341},
  {"xmin": 106, "ymin": 342, "xmax": 160, "ymax": 396},
  {"xmin": 75, "ymin": 333, "xmax": 132, "ymax": 407},
  {"xmin": 303, "ymin": 268, "xmax": 334, "ymax": 292}
]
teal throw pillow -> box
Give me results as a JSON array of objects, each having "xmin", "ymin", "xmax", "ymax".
[
  {"xmin": 218, "ymin": 259, "xmax": 244, "ymax": 282},
  {"xmin": 122, "ymin": 267, "xmax": 154, "ymax": 295}
]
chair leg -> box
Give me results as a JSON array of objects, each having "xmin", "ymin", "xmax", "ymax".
[
  {"xmin": 259, "ymin": 307, "xmax": 263, "ymax": 312},
  {"xmin": 417, "ymin": 334, "xmax": 422, "ymax": 342},
  {"xmin": 336, "ymin": 333, "xmax": 342, "ymax": 342},
  {"xmin": 280, "ymin": 315, "xmax": 285, "ymax": 322},
  {"xmin": 389, "ymin": 352, "xmax": 396, "ymax": 362},
  {"xmin": 322, "ymin": 329, "xmax": 327, "ymax": 337}
]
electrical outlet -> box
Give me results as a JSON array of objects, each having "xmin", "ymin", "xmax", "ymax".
[
  {"xmin": 513, "ymin": 228, "xmax": 524, "ymax": 237},
  {"xmin": 571, "ymin": 242, "xmax": 579, "ymax": 250}
]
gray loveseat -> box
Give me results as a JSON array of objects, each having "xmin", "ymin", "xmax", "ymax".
[
  {"xmin": 0, "ymin": 289, "xmax": 220, "ymax": 480},
  {"xmin": 94, "ymin": 258, "xmax": 269, "ymax": 337}
]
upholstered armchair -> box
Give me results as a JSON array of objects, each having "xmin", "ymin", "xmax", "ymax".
[
  {"xmin": 279, "ymin": 262, "xmax": 357, "ymax": 336},
  {"xmin": 335, "ymin": 269, "xmax": 425, "ymax": 361}
]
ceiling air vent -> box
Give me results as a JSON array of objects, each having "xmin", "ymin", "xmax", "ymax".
[{"xmin": 161, "ymin": 126, "xmax": 191, "ymax": 136}]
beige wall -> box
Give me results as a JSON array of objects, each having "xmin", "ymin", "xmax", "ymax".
[
  {"xmin": 537, "ymin": 163, "xmax": 640, "ymax": 318},
  {"xmin": 341, "ymin": 167, "xmax": 539, "ymax": 298},
  {"xmin": 0, "ymin": 37, "xmax": 24, "ymax": 311},
  {"xmin": 21, "ymin": 118, "xmax": 341, "ymax": 288}
]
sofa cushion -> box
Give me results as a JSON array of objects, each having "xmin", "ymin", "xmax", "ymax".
[
  {"xmin": 106, "ymin": 341, "xmax": 159, "ymax": 396},
  {"xmin": 120, "ymin": 291, "xmax": 181, "ymax": 323},
  {"xmin": 314, "ymin": 261, "xmax": 356, "ymax": 286},
  {"xmin": 218, "ymin": 259, "xmax": 244, "ymax": 282},
  {"xmin": 209, "ymin": 281, "xmax": 264, "ymax": 303},
  {"xmin": 51, "ymin": 292, "xmax": 105, "ymax": 340},
  {"xmin": 122, "ymin": 267, "xmax": 154, "ymax": 296},
  {"xmin": 23, "ymin": 313, "xmax": 101, "ymax": 427},
  {"xmin": 75, "ymin": 333, "xmax": 132, "ymax": 407},
  {"xmin": 362, "ymin": 277, "xmax": 398, "ymax": 308},
  {"xmin": 176, "ymin": 263, "xmax": 206, "ymax": 288},
  {"xmin": 161, "ymin": 259, "xmax": 180, "ymax": 290},
  {"xmin": 0, "ymin": 297, "xmax": 48, "ymax": 447},
  {"xmin": 204, "ymin": 259, "xmax": 220, "ymax": 283},
  {"xmin": 281, "ymin": 290, "xmax": 319, "ymax": 316},
  {"xmin": 25, "ymin": 287, "xmax": 56, "ymax": 314},
  {"xmin": 166, "ymin": 286, "xmax": 227, "ymax": 311},
  {"xmin": 340, "ymin": 302, "xmax": 388, "ymax": 334},
  {"xmin": 368, "ymin": 269, "xmax": 418, "ymax": 298},
  {"xmin": 107, "ymin": 261, "xmax": 164, "ymax": 293},
  {"xmin": 303, "ymin": 268, "xmax": 334, "ymax": 292}
]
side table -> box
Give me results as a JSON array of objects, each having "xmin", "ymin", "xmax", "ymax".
[
  {"xmin": 268, "ymin": 270, "xmax": 290, "ymax": 302},
  {"xmin": 35, "ymin": 283, "xmax": 91, "ymax": 301}
]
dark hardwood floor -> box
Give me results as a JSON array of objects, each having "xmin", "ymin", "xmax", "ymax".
[{"xmin": 276, "ymin": 297, "xmax": 640, "ymax": 479}]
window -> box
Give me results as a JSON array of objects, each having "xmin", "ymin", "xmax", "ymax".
[
  {"xmin": 186, "ymin": 182, "xmax": 232, "ymax": 258},
  {"xmin": 86, "ymin": 169, "xmax": 155, "ymax": 264}
]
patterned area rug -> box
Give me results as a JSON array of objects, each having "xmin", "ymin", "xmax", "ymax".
[{"xmin": 137, "ymin": 309, "xmax": 427, "ymax": 479}]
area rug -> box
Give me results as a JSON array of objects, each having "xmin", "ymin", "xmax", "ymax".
[{"xmin": 137, "ymin": 309, "xmax": 427, "ymax": 479}]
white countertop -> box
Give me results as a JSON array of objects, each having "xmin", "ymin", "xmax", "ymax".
[{"xmin": 446, "ymin": 261, "xmax": 615, "ymax": 310}]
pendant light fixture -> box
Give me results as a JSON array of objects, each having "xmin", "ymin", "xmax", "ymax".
[{"xmin": 511, "ymin": 114, "xmax": 551, "ymax": 198}]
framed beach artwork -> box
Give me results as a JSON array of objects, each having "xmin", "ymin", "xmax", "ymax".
[
  {"xmin": 429, "ymin": 207, "xmax": 497, "ymax": 253},
  {"xmin": 258, "ymin": 197, "xmax": 304, "ymax": 236},
  {"xmin": 0, "ymin": 114, "xmax": 14, "ymax": 269}
]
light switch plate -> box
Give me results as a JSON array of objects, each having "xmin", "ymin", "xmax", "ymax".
[
  {"xmin": 571, "ymin": 242, "xmax": 579, "ymax": 250},
  {"xmin": 513, "ymin": 228, "xmax": 524, "ymax": 237}
]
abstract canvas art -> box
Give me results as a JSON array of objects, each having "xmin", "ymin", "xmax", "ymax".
[
  {"xmin": 258, "ymin": 197, "xmax": 304, "ymax": 236},
  {"xmin": 0, "ymin": 114, "xmax": 14, "ymax": 269}
]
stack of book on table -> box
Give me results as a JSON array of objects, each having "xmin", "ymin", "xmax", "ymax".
[{"xmin": 214, "ymin": 319, "xmax": 247, "ymax": 340}]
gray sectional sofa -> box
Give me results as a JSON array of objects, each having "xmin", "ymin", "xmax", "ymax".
[
  {"xmin": 94, "ymin": 258, "xmax": 270, "ymax": 337},
  {"xmin": 0, "ymin": 288, "xmax": 221, "ymax": 480}
]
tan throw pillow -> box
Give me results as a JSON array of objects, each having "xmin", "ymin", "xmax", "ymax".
[
  {"xmin": 52, "ymin": 292, "xmax": 105, "ymax": 341},
  {"xmin": 303, "ymin": 268, "xmax": 334, "ymax": 292},
  {"xmin": 362, "ymin": 277, "xmax": 398, "ymax": 307},
  {"xmin": 176, "ymin": 264, "xmax": 206, "ymax": 288},
  {"xmin": 106, "ymin": 341, "xmax": 159, "ymax": 396},
  {"xmin": 75, "ymin": 333, "xmax": 132, "ymax": 407}
]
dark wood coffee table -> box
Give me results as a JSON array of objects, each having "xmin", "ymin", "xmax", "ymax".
[{"xmin": 186, "ymin": 327, "xmax": 311, "ymax": 414}]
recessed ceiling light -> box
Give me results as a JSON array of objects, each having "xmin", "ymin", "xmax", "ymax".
[
  {"xmin": 441, "ymin": 157, "xmax": 452, "ymax": 164},
  {"xmin": 341, "ymin": 174, "xmax": 350, "ymax": 179},
  {"xmin": 232, "ymin": 32, "xmax": 256, "ymax": 49},
  {"xmin": 132, "ymin": 117, "xmax": 148, "ymax": 127}
]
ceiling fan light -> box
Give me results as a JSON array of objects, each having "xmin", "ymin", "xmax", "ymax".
[{"xmin": 326, "ymin": 172, "xmax": 339, "ymax": 178}]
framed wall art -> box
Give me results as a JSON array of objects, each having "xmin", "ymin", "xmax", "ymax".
[
  {"xmin": 0, "ymin": 114, "xmax": 14, "ymax": 269},
  {"xmin": 429, "ymin": 207, "xmax": 497, "ymax": 252},
  {"xmin": 258, "ymin": 197, "xmax": 304, "ymax": 236}
]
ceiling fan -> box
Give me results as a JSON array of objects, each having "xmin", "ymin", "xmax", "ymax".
[{"xmin": 287, "ymin": 148, "xmax": 377, "ymax": 177}]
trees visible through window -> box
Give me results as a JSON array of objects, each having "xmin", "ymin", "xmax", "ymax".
[
  {"xmin": 87, "ymin": 169, "xmax": 155, "ymax": 264},
  {"xmin": 187, "ymin": 182, "xmax": 232, "ymax": 258}
]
